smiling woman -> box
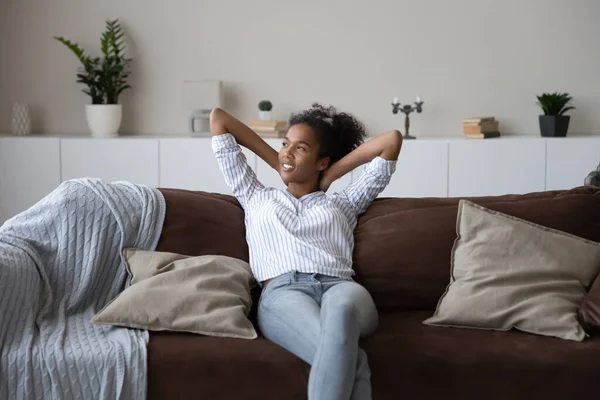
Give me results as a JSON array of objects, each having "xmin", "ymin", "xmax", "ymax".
[
  {"xmin": 278, "ymin": 124, "xmax": 328, "ymax": 189},
  {"xmin": 209, "ymin": 103, "xmax": 402, "ymax": 400},
  {"xmin": 210, "ymin": 104, "xmax": 401, "ymax": 198}
]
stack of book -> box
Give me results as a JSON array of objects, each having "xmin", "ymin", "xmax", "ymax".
[
  {"xmin": 463, "ymin": 117, "xmax": 501, "ymax": 139},
  {"xmin": 248, "ymin": 120, "xmax": 288, "ymax": 138}
]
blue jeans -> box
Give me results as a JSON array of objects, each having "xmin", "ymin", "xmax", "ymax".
[{"xmin": 257, "ymin": 271, "xmax": 379, "ymax": 400}]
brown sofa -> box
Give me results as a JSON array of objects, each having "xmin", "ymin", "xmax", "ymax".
[{"xmin": 147, "ymin": 186, "xmax": 600, "ymax": 400}]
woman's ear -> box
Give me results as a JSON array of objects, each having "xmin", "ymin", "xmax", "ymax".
[{"xmin": 318, "ymin": 157, "xmax": 330, "ymax": 171}]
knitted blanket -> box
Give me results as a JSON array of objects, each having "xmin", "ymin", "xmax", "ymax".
[{"xmin": 0, "ymin": 178, "xmax": 165, "ymax": 399}]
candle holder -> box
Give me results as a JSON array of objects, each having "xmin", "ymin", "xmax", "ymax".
[{"xmin": 391, "ymin": 97, "xmax": 424, "ymax": 140}]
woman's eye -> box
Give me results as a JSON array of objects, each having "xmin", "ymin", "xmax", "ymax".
[
  {"xmin": 282, "ymin": 142, "xmax": 288, "ymax": 147},
  {"xmin": 297, "ymin": 146, "xmax": 305, "ymax": 151}
]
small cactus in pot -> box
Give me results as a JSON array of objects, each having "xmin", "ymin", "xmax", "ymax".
[{"xmin": 258, "ymin": 100, "xmax": 273, "ymax": 120}]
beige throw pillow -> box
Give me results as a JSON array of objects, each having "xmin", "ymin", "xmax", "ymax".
[
  {"xmin": 93, "ymin": 248, "xmax": 258, "ymax": 339},
  {"xmin": 423, "ymin": 200, "xmax": 600, "ymax": 341}
]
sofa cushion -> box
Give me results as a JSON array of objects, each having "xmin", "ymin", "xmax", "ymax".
[
  {"xmin": 156, "ymin": 189, "xmax": 248, "ymax": 261},
  {"xmin": 353, "ymin": 186, "xmax": 600, "ymax": 311},
  {"xmin": 364, "ymin": 311, "xmax": 600, "ymax": 400},
  {"xmin": 146, "ymin": 312, "xmax": 600, "ymax": 400},
  {"xmin": 422, "ymin": 200, "xmax": 600, "ymax": 341},
  {"xmin": 147, "ymin": 332, "xmax": 310, "ymax": 400},
  {"xmin": 93, "ymin": 249, "xmax": 257, "ymax": 339}
]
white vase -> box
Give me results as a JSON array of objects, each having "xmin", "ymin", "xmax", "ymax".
[
  {"xmin": 12, "ymin": 103, "xmax": 31, "ymax": 136},
  {"xmin": 85, "ymin": 104, "xmax": 122, "ymax": 137},
  {"xmin": 259, "ymin": 111, "xmax": 272, "ymax": 121}
]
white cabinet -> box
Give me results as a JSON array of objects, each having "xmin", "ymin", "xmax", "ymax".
[
  {"xmin": 255, "ymin": 138, "xmax": 352, "ymax": 193},
  {"xmin": 1, "ymin": 135, "xmax": 598, "ymax": 224},
  {"xmin": 159, "ymin": 138, "xmax": 255, "ymax": 194},
  {"xmin": 379, "ymin": 141, "xmax": 449, "ymax": 198},
  {"xmin": 449, "ymin": 139, "xmax": 546, "ymax": 197},
  {"xmin": 0, "ymin": 137, "xmax": 61, "ymax": 224},
  {"xmin": 546, "ymin": 137, "xmax": 600, "ymax": 190},
  {"xmin": 61, "ymin": 138, "xmax": 160, "ymax": 186}
]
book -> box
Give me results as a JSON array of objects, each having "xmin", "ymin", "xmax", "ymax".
[
  {"xmin": 249, "ymin": 120, "xmax": 287, "ymax": 128},
  {"xmin": 256, "ymin": 130, "xmax": 286, "ymax": 138},
  {"xmin": 252, "ymin": 126, "xmax": 287, "ymax": 138},
  {"xmin": 463, "ymin": 120, "xmax": 499, "ymax": 134},
  {"xmin": 249, "ymin": 120, "xmax": 288, "ymax": 137},
  {"xmin": 463, "ymin": 117, "xmax": 496, "ymax": 125},
  {"xmin": 464, "ymin": 131, "xmax": 501, "ymax": 139},
  {"xmin": 250, "ymin": 126, "xmax": 283, "ymax": 132}
]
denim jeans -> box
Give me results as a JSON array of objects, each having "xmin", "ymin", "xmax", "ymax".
[{"xmin": 257, "ymin": 271, "xmax": 379, "ymax": 400}]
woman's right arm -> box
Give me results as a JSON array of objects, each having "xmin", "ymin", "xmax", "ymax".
[{"xmin": 210, "ymin": 108, "xmax": 280, "ymax": 171}]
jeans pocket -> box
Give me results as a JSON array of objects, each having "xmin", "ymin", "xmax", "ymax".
[{"xmin": 259, "ymin": 274, "xmax": 292, "ymax": 305}]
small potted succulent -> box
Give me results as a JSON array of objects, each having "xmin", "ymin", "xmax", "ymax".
[
  {"xmin": 258, "ymin": 100, "xmax": 273, "ymax": 121},
  {"xmin": 536, "ymin": 92, "xmax": 575, "ymax": 137}
]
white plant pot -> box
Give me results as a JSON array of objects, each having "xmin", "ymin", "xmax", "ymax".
[
  {"xmin": 259, "ymin": 111, "xmax": 272, "ymax": 121},
  {"xmin": 85, "ymin": 104, "xmax": 122, "ymax": 137}
]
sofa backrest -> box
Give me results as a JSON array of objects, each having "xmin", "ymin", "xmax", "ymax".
[
  {"xmin": 157, "ymin": 186, "xmax": 600, "ymax": 312},
  {"xmin": 353, "ymin": 186, "xmax": 600, "ymax": 311},
  {"xmin": 156, "ymin": 189, "xmax": 249, "ymax": 262}
]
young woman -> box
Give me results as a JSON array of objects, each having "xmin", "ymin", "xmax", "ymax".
[{"xmin": 210, "ymin": 103, "xmax": 402, "ymax": 400}]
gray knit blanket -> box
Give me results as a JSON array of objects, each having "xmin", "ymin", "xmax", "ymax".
[{"xmin": 0, "ymin": 178, "xmax": 166, "ymax": 399}]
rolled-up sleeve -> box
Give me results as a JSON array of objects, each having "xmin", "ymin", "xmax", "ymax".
[
  {"xmin": 335, "ymin": 156, "xmax": 396, "ymax": 215},
  {"xmin": 212, "ymin": 133, "xmax": 264, "ymax": 209}
]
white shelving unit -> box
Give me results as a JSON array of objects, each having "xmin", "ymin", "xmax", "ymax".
[
  {"xmin": 0, "ymin": 134, "xmax": 598, "ymax": 224},
  {"xmin": 0, "ymin": 137, "xmax": 61, "ymax": 223},
  {"xmin": 449, "ymin": 139, "xmax": 546, "ymax": 197},
  {"xmin": 61, "ymin": 138, "xmax": 160, "ymax": 187},
  {"xmin": 379, "ymin": 140, "xmax": 449, "ymax": 198},
  {"xmin": 546, "ymin": 138, "xmax": 600, "ymax": 191},
  {"xmin": 159, "ymin": 138, "xmax": 255, "ymax": 194}
]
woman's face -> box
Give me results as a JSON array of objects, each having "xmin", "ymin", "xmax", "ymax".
[{"xmin": 278, "ymin": 124, "xmax": 329, "ymax": 185}]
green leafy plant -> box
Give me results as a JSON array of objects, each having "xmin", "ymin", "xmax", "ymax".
[
  {"xmin": 536, "ymin": 92, "xmax": 575, "ymax": 116},
  {"xmin": 54, "ymin": 19, "xmax": 132, "ymax": 104},
  {"xmin": 258, "ymin": 100, "xmax": 273, "ymax": 111}
]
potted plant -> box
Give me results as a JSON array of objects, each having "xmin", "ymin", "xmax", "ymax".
[
  {"xmin": 54, "ymin": 19, "xmax": 132, "ymax": 137},
  {"xmin": 536, "ymin": 92, "xmax": 575, "ymax": 137},
  {"xmin": 258, "ymin": 100, "xmax": 273, "ymax": 121}
]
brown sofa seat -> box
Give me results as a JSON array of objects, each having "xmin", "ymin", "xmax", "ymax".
[
  {"xmin": 148, "ymin": 310, "xmax": 600, "ymax": 400},
  {"xmin": 147, "ymin": 332, "xmax": 309, "ymax": 400},
  {"xmin": 366, "ymin": 311, "xmax": 600, "ymax": 400}
]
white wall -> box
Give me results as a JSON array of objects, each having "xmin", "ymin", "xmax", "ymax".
[{"xmin": 1, "ymin": 0, "xmax": 599, "ymax": 137}]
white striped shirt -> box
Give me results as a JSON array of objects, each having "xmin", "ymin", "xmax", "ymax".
[{"xmin": 212, "ymin": 133, "xmax": 396, "ymax": 282}]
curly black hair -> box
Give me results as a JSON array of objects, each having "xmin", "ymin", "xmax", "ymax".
[{"xmin": 288, "ymin": 103, "xmax": 367, "ymax": 164}]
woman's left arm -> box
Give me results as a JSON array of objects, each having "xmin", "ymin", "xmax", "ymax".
[{"xmin": 320, "ymin": 130, "xmax": 402, "ymax": 192}]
